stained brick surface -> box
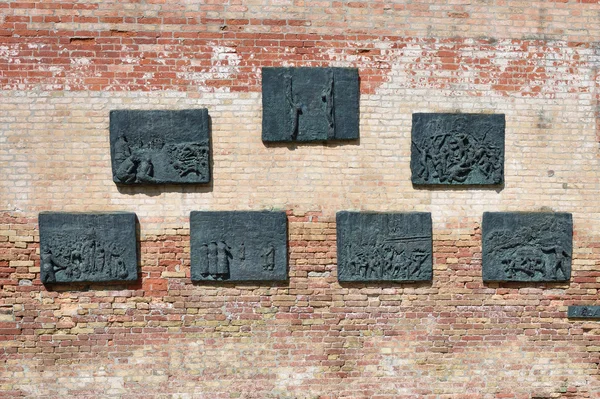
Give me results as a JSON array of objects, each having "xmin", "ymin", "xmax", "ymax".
[{"xmin": 2, "ymin": 1, "xmax": 600, "ymax": 398}]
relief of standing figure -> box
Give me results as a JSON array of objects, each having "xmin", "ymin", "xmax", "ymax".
[
  {"xmin": 284, "ymin": 73, "xmax": 303, "ymax": 140},
  {"xmin": 94, "ymin": 247, "xmax": 105, "ymax": 275},
  {"xmin": 208, "ymin": 242, "xmax": 218, "ymax": 277},
  {"xmin": 216, "ymin": 241, "xmax": 232, "ymax": 280},
  {"xmin": 81, "ymin": 237, "xmax": 95, "ymax": 275},
  {"xmin": 321, "ymin": 69, "xmax": 335, "ymax": 139},
  {"xmin": 262, "ymin": 245, "xmax": 275, "ymax": 272},
  {"xmin": 198, "ymin": 241, "xmax": 232, "ymax": 280},
  {"xmin": 198, "ymin": 243, "xmax": 209, "ymax": 277}
]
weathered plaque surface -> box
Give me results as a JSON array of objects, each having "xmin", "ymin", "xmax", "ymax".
[
  {"xmin": 568, "ymin": 306, "xmax": 600, "ymax": 319},
  {"xmin": 39, "ymin": 212, "xmax": 138, "ymax": 284},
  {"xmin": 110, "ymin": 109, "xmax": 210, "ymax": 184},
  {"xmin": 262, "ymin": 67, "xmax": 359, "ymax": 142},
  {"xmin": 411, "ymin": 113, "xmax": 505, "ymax": 185},
  {"xmin": 337, "ymin": 212, "xmax": 433, "ymax": 282},
  {"xmin": 482, "ymin": 212, "xmax": 572, "ymax": 282},
  {"xmin": 190, "ymin": 211, "xmax": 288, "ymax": 281}
]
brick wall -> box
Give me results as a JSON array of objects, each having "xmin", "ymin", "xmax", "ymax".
[{"xmin": 2, "ymin": 1, "xmax": 600, "ymax": 398}]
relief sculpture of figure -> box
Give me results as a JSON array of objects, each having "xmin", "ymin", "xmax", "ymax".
[
  {"xmin": 81, "ymin": 236, "xmax": 95, "ymax": 275},
  {"xmin": 358, "ymin": 252, "xmax": 368, "ymax": 279},
  {"xmin": 239, "ymin": 242, "xmax": 245, "ymax": 262},
  {"xmin": 115, "ymin": 153, "xmax": 140, "ymax": 183},
  {"xmin": 208, "ymin": 242, "xmax": 218, "ymax": 277},
  {"xmin": 346, "ymin": 248, "xmax": 367, "ymax": 280},
  {"xmin": 489, "ymin": 146, "xmax": 503, "ymax": 184},
  {"xmin": 107, "ymin": 242, "xmax": 128, "ymax": 279},
  {"xmin": 262, "ymin": 245, "xmax": 275, "ymax": 272},
  {"xmin": 431, "ymin": 136, "xmax": 448, "ymax": 180},
  {"xmin": 70, "ymin": 246, "xmax": 82, "ymax": 279},
  {"xmin": 412, "ymin": 140, "xmax": 429, "ymax": 181},
  {"xmin": 41, "ymin": 247, "xmax": 68, "ymax": 283},
  {"xmin": 114, "ymin": 135, "xmax": 131, "ymax": 165},
  {"xmin": 117, "ymin": 258, "xmax": 128, "ymax": 279},
  {"xmin": 383, "ymin": 246, "xmax": 395, "ymax": 279},
  {"xmin": 321, "ymin": 69, "xmax": 335, "ymax": 139},
  {"xmin": 346, "ymin": 254, "xmax": 358, "ymax": 278},
  {"xmin": 502, "ymin": 259, "xmax": 516, "ymax": 279},
  {"xmin": 541, "ymin": 245, "xmax": 570, "ymax": 280},
  {"xmin": 114, "ymin": 135, "xmax": 140, "ymax": 183},
  {"xmin": 94, "ymin": 247, "xmax": 105, "ymax": 275},
  {"xmin": 137, "ymin": 153, "xmax": 154, "ymax": 183},
  {"xmin": 410, "ymin": 250, "xmax": 429, "ymax": 279},
  {"xmin": 368, "ymin": 256, "xmax": 379, "ymax": 279},
  {"xmin": 115, "ymin": 149, "xmax": 154, "ymax": 183},
  {"xmin": 198, "ymin": 241, "xmax": 231, "ymax": 280},
  {"xmin": 391, "ymin": 249, "xmax": 410, "ymax": 279},
  {"xmin": 284, "ymin": 73, "xmax": 303, "ymax": 140},
  {"xmin": 441, "ymin": 132, "xmax": 471, "ymax": 183},
  {"xmin": 108, "ymin": 253, "xmax": 119, "ymax": 279},
  {"xmin": 216, "ymin": 241, "xmax": 232, "ymax": 280},
  {"xmin": 198, "ymin": 243, "xmax": 209, "ymax": 277}
]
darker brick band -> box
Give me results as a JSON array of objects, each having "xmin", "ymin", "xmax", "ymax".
[{"xmin": 0, "ymin": 34, "xmax": 596, "ymax": 97}]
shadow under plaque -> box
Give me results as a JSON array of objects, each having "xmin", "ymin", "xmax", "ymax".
[
  {"xmin": 39, "ymin": 212, "xmax": 139, "ymax": 284},
  {"xmin": 190, "ymin": 211, "xmax": 288, "ymax": 282},
  {"xmin": 482, "ymin": 212, "xmax": 572, "ymax": 283},
  {"xmin": 336, "ymin": 211, "xmax": 433, "ymax": 283},
  {"xmin": 110, "ymin": 109, "xmax": 211, "ymax": 186},
  {"xmin": 262, "ymin": 67, "xmax": 359, "ymax": 143},
  {"xmin": 411, "ymin": 113, "xmax": 505, "ymax": 188}
]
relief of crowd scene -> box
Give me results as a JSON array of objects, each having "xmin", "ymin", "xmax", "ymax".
[
  {"xmin": 341, "ymin": 238, "xmax": 431, "ymax": 281},
  {"xmin": 41, "ymin": 230, "xmax": 130, "ymax": 283},
  {"xmin": 412, "ymin": 116, "xmax": 503, "ymax": 184},
  {"xmin": 113, "ymin": 135, "xmax": 209, "ymax": 183},
  {"xmin": 484, "ymin": 217, "xmax": 571, "ymax": 281}
]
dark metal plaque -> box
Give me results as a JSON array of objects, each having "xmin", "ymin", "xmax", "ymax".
[
  {"xmin": 411, "ymin": 113, "xmax": 505, "ymax": 185},
  {"xmin": 262, "ymin": 67, "xmax": 359, "ymax": 142},
  {"xmin": 568, "ymin": 306, "xmax": 600, "ymax": 319},
  {"xmin": 190, "ymin": 211, "xmax": 288, "ymax": 282},
  {"xmin": 110, "ymin": 109, "xmax": 210, "ymax": 184},
  {"xmin": 337, "ymin": 212, "xmax": 433, "ymax": 282},
  {"xmin": 39, "ymin": 212, "xmax": 138, "ymax": 283},
  {"xmin": 482, "ymin": 212, "xmax": 572, "ymax": 282}
]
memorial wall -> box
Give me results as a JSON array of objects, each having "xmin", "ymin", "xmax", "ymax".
[{"xmin": 1, "ymin": 1, "xmax": 600, "ymax": 398}]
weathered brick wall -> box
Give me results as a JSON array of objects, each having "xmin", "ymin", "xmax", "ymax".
[{"xmin": 2, "ymin": 1, "xmax": 600, "ymax": 398}]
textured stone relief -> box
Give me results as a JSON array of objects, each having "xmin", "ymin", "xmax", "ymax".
[
  {"xmin": 39, "ymin": 212, "xmax": 138, "ymax": 283},
  {"xmin": 482, "ymin": 212, "xmax": 572, "ymax": 282},
  {"xmin": 262, "ymin": 67, "xmax": 359, "ymax": 142},
  {"xmin": 568, "ymin": 306, "xmax": 600, "ymax": 319},
  {"xmin": 411, "ymin": 113, "xmax": 505, "ymax": 185},
  {"xmin": 110, "ymin": 109, "xmax": 210, "ymax": 184},
  {"xmin": 190, "ymin": 211, "xmax": 287, "ymax": 281},
  {"xmin": 336, "ymin": 212, "xmax": 433, "ymax": 282}
]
